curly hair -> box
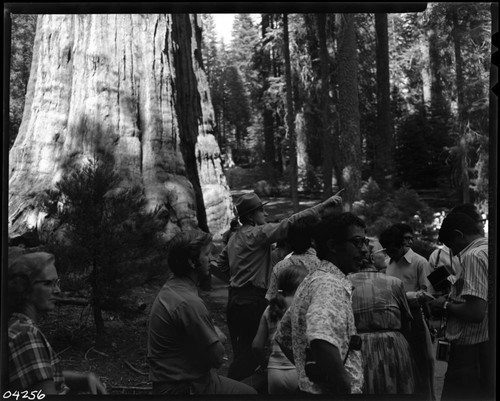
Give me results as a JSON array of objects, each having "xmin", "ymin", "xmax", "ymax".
[
  {"xmin": 379, "ymin": 225, "xmax": 405, "ymax": 250},
  {"xmin": 167, "ymin": 229, "xmax": 213, "ymax": 277},
  {"xmin": 269, "ymin": 264, "xmax": 307, "ymax": 323},
  {"xmin": 8, "ymin": 252, "xmax": 55, "ymax": 315},
  {"xmin": 313, "ymin": 212, "xmax": 366, "ymax": 260}
]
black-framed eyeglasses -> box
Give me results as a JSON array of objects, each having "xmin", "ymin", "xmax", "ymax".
[
  {"xmin": 344, "ymin": 237, "xmax": 370, "ymax": 249},
  {"xmin": 402, "ymin": 235, "xmax": 414, "ymax": 242},
  {"xmin": 33, "ymin": 278, "xmax": 60, "ymax": 288}
]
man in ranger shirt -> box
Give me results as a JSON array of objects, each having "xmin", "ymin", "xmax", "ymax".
[
  {"xmin": 217, "ymin": 191, "xmax": 343, "ymax": 381},
  {"xmin": 428, "ymin": 212, "xmax": 489, "ymax": 401}
]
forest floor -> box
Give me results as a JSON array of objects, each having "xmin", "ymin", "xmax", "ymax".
[
  {"xmin": 39, "ymin": 194, "xmax": 306, "ymax": 395},
  {"xmin": 39, "ymin": 193, "xmax": 448, "ymax": 397}
]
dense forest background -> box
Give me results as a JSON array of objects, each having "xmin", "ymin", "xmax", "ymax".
[
  {"xmin": 199, "ymin": 5, "xmax": 492, "ymax": 217},
  {"xmin": 9, "ymin": 3, "xmax": 493, "ymax": 241}
]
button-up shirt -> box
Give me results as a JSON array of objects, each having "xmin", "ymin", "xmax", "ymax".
[
  {"xmin": 147, "ymin": 276, "xmax": 220, "ymax": 383},
  {"xmin": 446, "ymin": 237, "xmax": 488, "ymax": 345},
  {"xmin": 275, "ymin": 260, "xmax": 364, "ymax": 394},
  {"xmin": 8, "ymin": 313, "xmax": 69, "ymax": 394},
  {"xmin": 265, "ymin": 247, "xmax": 321, "ymax": 301},
  {"xmin": 217, "ymin": 205, "xmax": 322, "ymax": 290},
  {"xmin": 386, "ymin": 248, "xmax": 431, "ymax": 293}
]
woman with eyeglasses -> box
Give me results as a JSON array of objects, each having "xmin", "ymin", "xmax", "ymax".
[
  {"xmin": 7, "ymin": 252, "xmax": 107, "ymax": 395},
  {"xmin": 348, "ymin": 238, "xmax": 418, "ymax": 395}
]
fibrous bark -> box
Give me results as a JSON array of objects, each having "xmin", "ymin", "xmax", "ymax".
[{"xmin": 9, "ymin": 14, "xmax": 233, "ymax": 240}]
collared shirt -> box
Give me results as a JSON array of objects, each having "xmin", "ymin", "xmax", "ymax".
[
  {"xmin": 275, "ymin": 260, "xmax": 364, "ymax": 394},
  {"xmin": 446, "ymin": 237, "xmax": 488, "ymax": 345},
  {"xmin": 386, "ymin": 248, "xmax": 431, "ymax": 292},
  {"xmin": 217, "ymin": 205, "xmax": 322, "ymax": 290},
  {"xmin": 349, "ymin": 270, "xmax": 413, "ymax": 332},
  {"xmin": 8, "ymin": 313, "xmax": 69, "ymax": 394},
  {"xmin": 265, "ymin": 247, "xmax": 321, "ymax": 301},
  {"xmin": 147, "ymin": 276, "xmax": 220, "ymax": 383}
]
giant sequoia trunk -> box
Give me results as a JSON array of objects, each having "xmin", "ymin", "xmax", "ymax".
[{"xmin": 8, "ymin": 14, "xmax": 233, "ymax": 240}]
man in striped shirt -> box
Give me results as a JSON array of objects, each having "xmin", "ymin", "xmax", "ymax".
[{"xmin": 428, "ymin": 212, "xmax": 489, "ymax": 401}]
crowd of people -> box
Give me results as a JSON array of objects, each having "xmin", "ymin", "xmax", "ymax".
[{"xmin": 5, "ymin": 190, "xmax": 491, "ymax": 400}]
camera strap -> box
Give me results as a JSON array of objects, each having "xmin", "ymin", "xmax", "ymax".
[{"xmin": 435, "ymin": 248, "xmax": 441, "ymax": 267}]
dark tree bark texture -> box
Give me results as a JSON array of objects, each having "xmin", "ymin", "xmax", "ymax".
[{"xmin": 374, "ymin": 13, "xmax": 394, "ymax": 189}]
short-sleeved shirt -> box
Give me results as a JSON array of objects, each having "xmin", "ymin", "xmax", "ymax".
[
  {"xmin": 217, "ymin": 205, "xmax": 322, "ymax": 290},
  {"xmin": 386, "ymin": 248, "xmax": 431, "ymax": 292},
  {"xmin": 147, "ymin": 276, "xmax": 220, "ymax": 383},
  {"xmin": 446, "ymin": 237, "xmax": 488, "ymax": 345},
  {"xmin": 265, "ymin": 248, "xmax": 321, "ymax": 301},
  {"xmin": 349, "ymin": 269, "xmax": 413, "ymax": 332},
  {"xmin": 275, "ymin": 260, "xmax": 363, "ymax": 394},
  {"xmin": 8, "ymin": 313, "xmax": 69, "ymax": 393}
]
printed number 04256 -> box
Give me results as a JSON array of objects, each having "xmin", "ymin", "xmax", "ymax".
[{"xmin": 2, "ymin": 390, "xmax": 45, "ymax": 400}]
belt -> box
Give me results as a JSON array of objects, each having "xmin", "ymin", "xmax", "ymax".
[{"xmin": 230, "ymin": 282, "xmax": 267, "ymax": 293}]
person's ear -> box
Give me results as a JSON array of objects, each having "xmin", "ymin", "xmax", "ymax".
[
  {"xmin": 187, "ymin": 258, "xmax": 196, "ymax": 270},
  {"xmin": 453, "ymin": 229, "xmax": 465, "ymax": 239}
]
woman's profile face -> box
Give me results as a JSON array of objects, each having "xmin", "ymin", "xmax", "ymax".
[{"xmin": 27, "ymin": 262, "xmax": 60, "ymax": 313}]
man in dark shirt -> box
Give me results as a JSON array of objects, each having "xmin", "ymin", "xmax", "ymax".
[{"xmin": 147, "ymin": 229, "xmax": 256, "ymax": 395}]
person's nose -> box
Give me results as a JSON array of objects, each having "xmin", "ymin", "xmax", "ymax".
[
  {"xmin": 360, "ymin": 242, "xmax": 369, "ymax": 256},
  {"xmin": 53, "ymin": 282, "xmax": 61, "ymax": 294}
]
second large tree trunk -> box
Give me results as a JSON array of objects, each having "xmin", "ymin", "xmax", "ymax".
[
  {"xmin": 374, "ymin": 13, "xmax": 394, "ymax": 189},
  {"xmin": 336, "ymin": 14, "xmax": 362, "ymax": 209}
]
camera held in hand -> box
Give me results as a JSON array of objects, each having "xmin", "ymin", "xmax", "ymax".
[{"xmin": 436, "ymin": 339, "xmax": 451, "ymax": 362}]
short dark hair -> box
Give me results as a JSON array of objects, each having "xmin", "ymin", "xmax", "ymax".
[
  {"xmin": 438, "ymin": 212, "xmax": 481, "ymax": 244},
  {"xmin": 313, "ymin": 212, "xmax": 366, "ymax": 260},
  {"xmin": 379, "ymin": 225, "xmax": 404, "ymax": 250},
  {"xmin": 393, "ymin": 223, "xmax": 413, "ymax": 235},
  {"xmin": 167, "ymin": 230, "xmax": 212, "ymax": 277},
  {"xmin": 288, "ymin": 223, "xmax": 312, "ymax": 254},
  {"xmin": 450, "ymin": 203, "xmax": 482, "ymax": 222}
]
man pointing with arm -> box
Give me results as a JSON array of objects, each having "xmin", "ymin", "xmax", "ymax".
[{"xmin": 217, "ymin": 191, "xmax": 343, "ymax": 381}]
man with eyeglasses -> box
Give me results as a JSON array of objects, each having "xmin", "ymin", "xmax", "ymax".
[
  {"xmin": 216, "ymin": 191, "xmax": 343, "ymax": 383},
  {"xmin": 427, "ymin": 212, "xmax": 490, "ymax": 401},
  {"xmin": 274, "ymin": 212, "xmax": 366, "ymax": 395}
]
